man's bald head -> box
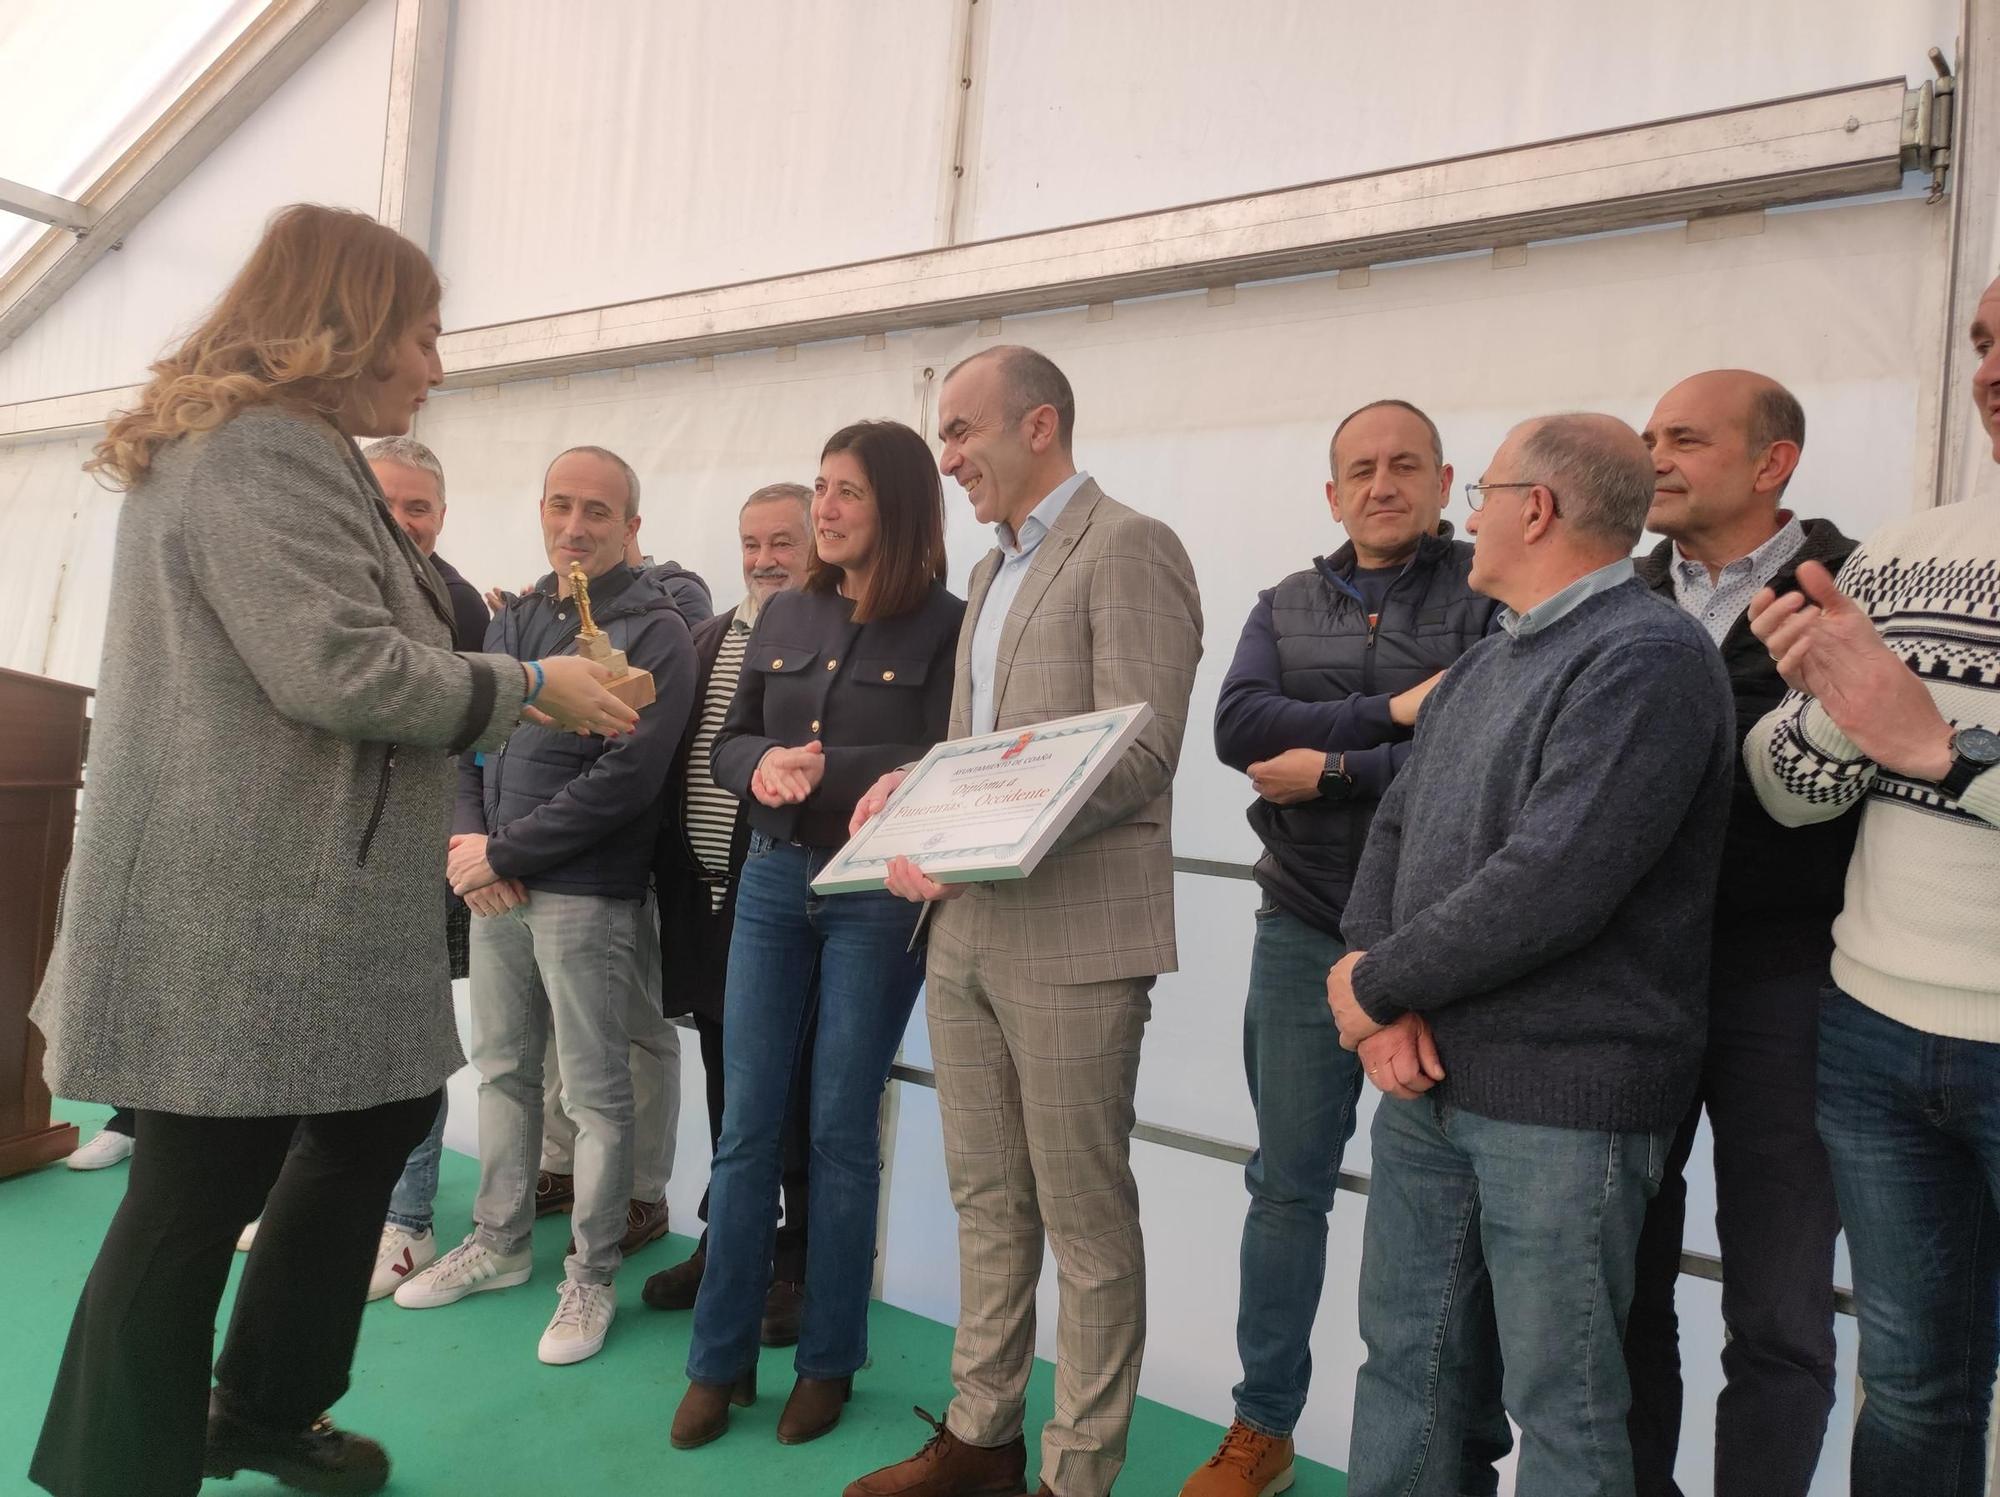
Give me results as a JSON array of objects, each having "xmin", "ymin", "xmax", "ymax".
[
  {"xmin": 1516, "ymin": 413, "xmax": 1656, "ymax": 550},
  {"xmin": 1643, "ymin": 369, "xmax": 1805, "ymax": 560}
]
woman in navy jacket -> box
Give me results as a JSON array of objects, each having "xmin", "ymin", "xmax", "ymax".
[{"xmin": 675, "ymin": 421, "xmax": 964, "ymax": 1450}]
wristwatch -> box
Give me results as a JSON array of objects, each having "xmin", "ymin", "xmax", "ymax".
[
  {"xmin": 1317, "ymin": 751, "xmax": 1355, "ymax": 802},
  {"xmin": 1939, "ymin": 726, "xmax": 2000, "ymax": 800}
]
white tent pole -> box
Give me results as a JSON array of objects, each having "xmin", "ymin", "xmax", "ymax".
[{"xmin": 377, "ymin": 0, "xmax": 450, "ymax": 249}]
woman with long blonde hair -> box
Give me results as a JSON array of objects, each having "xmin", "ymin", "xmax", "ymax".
[{"xmin": 28, "ymin": 203, "xmax": 633, "ymax": 1497}]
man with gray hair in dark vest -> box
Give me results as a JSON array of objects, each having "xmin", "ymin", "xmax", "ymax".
[
  {"xmin": 1331, "ymin": 413, "xmax": 1737, "ymax": 1497},
  {"xmin": 1185, "ymin": 400, "xmax": 1502, "ymax": 1497}
]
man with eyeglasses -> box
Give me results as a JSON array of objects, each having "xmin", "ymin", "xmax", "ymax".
[
  {"xmin": 1184, "ymin": 400, "xmax": 1501, "ymax": 1497},
  {"xmin": 1330, "ymin": 413, "xmax": 1736, "ymax": 1497},
  {"xmin": 1622, "ymin": 371, "xmax": 1856, "ymax": 1497}
]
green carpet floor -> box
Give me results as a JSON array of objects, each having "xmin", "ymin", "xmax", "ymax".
[{"xmin": 1, "ymin": 1105, "xmax": 1344, "ymax": 1496}]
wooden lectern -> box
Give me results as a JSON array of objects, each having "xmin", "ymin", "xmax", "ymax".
[{"xmin": 0, "ymin": 666, "xmax": 89, "ymax": 1176}]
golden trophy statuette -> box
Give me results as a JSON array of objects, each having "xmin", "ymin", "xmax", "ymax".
[{"xmin": 568, "ymin": 561, "xmax": 656, "ymax": 710}]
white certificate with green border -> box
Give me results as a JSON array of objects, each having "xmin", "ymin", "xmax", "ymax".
[{"xmin": 809, "ymin": 702, "xmax": 1155, "ymax": 894}]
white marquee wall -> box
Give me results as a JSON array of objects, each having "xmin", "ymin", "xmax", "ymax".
[{"xmin": 0, "ymin": 5, "xmax": 1989, "ymax": 1492}]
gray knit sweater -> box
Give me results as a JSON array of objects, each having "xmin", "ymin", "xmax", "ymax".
[
  {"xmin": 32, "ymin": 405, "xmax": 527, "ymax": 1117},
  {"xmin": 1342, "ymin": 579, "xmax": 1736, "ymax": 1133}
]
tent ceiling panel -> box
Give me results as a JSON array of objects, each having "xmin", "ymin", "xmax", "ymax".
[
  {"xmin": 0, "ymin": 0, "xmax": 266, "ymax": 275},
  {"xmin": 963, "ymin": 0, "xmax": 1959, "ymax": 240},
  {"xmin": 429, "ymin": 0, "xmax": 966, "ymax": 330},
  {"xmin": 0, "ymin": 0, "xmax": 394, "ymax": 409}
]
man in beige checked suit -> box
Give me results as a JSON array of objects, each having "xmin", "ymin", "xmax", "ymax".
[{"xmin": 844, "ymin": 345, "xmax": 1203, "ymax": 1497}]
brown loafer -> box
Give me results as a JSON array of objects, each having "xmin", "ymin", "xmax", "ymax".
[
  {"xmin": 842, "ymin": 1406, "xmax": 1026, "ymax": 1496},
  {"xmin": 620, "ymin": 1196, "xmax": 671, "ymax": 1255},
  {"xmin": 670, "ymin": 1369, "xmax": 756, "ymax": 1450},
  {"xmin": 777, "ymin": 1374, "xmax": 852, "ymax": 1445},
  {"xmin": 761, "ymin": 1278, "xmax": 804, "ymax": 1347},
  {"xmin": 534, "ymin": 1170, "xmax": 574, "ymax": 1217},
  {"xmin": 643, "ymin": 1248, "xmax": 705, "ymax": 1311}
]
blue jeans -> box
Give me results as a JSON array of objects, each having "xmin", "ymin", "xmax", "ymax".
[
  {"xmin": 385, "ymin": 1094, "xmax": 447, "ymax": 1232},
  {"xmin": 1233, "ymin": 903, "xmax": 1363, "ymax": 1436},
  {"xmin": 1350, "ymin": 1095, "xmax": 1668, "ymax": 1497},
  {"xmin": 687, "ymin": 837, "xmax": 926, "ymax": 1384},
  {"xmin": 1817, "ymin": 986, "xmax": 2000, "ymax": 1497}
]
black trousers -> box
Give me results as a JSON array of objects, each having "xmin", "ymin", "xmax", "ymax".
[
  {"xmin": 31, "ymin": 1091, "xmax": 440, "ymax": 1497},
  {"xmin": 1623, "ymin": 962, "xmax": 1841, "ymax": 1497},
  {"xmin": 101, "ymin": 1107, "xmax": 136, "ymax": 1137},
  {"xmin": 693, "ymin": 1010, "xmax": 813, "ymax": 1281}
]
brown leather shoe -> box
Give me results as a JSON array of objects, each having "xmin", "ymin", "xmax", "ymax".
[
  {"xmin": 761, "ymin": 1278, "xmax": 804, "ymax": 1347},
  {"xmin": 620, "ymin": 1197, "xmax": 671, "ymax": 1254},
  {"xmin": 777, "ymin": 1374, "xmax": 852, "ymax": 1445},
  {"xmin": 842, "ymin": 1406, "xmax": 1026, "ymax": 1497},
  {"xmin": 534, "ymin": 1170, "xmax": 574, "ymax": 1216},
  {"xmin": 670, "ymin": 1369, "xmax": 756, "ymax": 1450},
  {"xmin": 1178, "ymin": 1419, "xmax": 1296, "ymax": 1496},
  {"xmin": 643, "ymin": 1247, "xmax": 704, "ymax": 1310}
]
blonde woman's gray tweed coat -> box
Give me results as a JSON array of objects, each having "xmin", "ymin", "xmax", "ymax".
[{"xmin": 30, "ymin": 404, "xmax": 528, "ymax": 1117}]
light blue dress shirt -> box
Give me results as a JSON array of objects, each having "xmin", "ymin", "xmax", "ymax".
[
  {"xmin": 969, "ymin": 470, "xmax": 1091, "ymax": 735},
  {"xmin": 1670, "ymin": 516, "xmax": 1805, "ymax": 645},
  {"xmin": 1498, "ymin": 558, "xmax": 1635, "ymax": 638}
]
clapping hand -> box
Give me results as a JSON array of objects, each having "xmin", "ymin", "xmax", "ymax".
[
  {"xmin": 752, "ymin": 742, "xmax": 827, "ymax": 806},
  {"xmin": 1748, "ymin": 561, "xmax": 1954, "ymax": 780}
]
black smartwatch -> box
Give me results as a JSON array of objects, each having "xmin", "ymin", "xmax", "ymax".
[
  {"xmin": 1940, "ymin": 726, "xmax": 2000, "ymax": 800},
  {"xmin": 1317, "ymin": 751, "xmax": 1355, "ymax": 802}
]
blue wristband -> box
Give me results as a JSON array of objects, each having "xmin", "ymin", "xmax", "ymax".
[{"xmin": 524, "ymin": 659, "xmax": 545, "ymax": 705}]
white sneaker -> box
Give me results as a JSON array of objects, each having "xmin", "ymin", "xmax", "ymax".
[
  {"xmin": 367, "ymin": 1224, "xmax": 438, "ymax": 1302},
  {"xmin": 236, "ymin": 1219, "xmax": 260, "ymax": 1252},
  {"xmin": 537, "ymin": 1278, "xmax": 615, "ymax": 1365},
  {"xmin": 394, "ymin": 1235, "xmax": 532, "ymax": 1309},
  {"xmin": 66, "ymin": 1129, "xmax": 134, "ymax": 1170}
]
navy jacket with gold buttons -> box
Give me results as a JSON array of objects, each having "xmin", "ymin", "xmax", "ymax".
[{"xmin": 712, "ymin": 580, "xmax": 966, "ymax": 848}]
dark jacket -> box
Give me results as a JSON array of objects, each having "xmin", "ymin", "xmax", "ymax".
[
  {"xmin": 1633, "ymin": 515, "xmax": 1860, "ymax": 977},
  {"xmin": 431, "ymin": 552, "xmax": 492, "ymax": 652},
  {"xmin": 713, "ymin": 581, "xmax": 966, "ymax": 848},
  {"xmin": 456, "ymin": 564, "xmax": 697, "ymax": 898},
  {"xmin": 638, "ymin": 557, "xmax": 715, "ymax": 627},
  {"xmin": 655, "ymin": 606, "xmax": 754, "ymax": 1021},
  {"xmin": 1214, "ymin": 525, "xmax": 1500, "ymax": 935}
]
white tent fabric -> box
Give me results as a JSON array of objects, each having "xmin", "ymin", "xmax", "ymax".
[{"xmin": 0, "ymin": 4, "xmax": 1988, "ymax": 1490}]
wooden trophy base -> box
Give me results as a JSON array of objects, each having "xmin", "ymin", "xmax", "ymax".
[
  {"xmin": 604, "ymin": 667, "xmax": 655, "ymax": 710},
  {"xmin": 580, "ymin": 633, "xmax": 654, "ymax": 711},
  {"xmin": 0, "ymin": 1119, "xmax": 79, "ymax": 1178}
]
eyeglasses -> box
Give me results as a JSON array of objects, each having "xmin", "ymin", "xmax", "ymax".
[{"xmin": 1463, "ymin": 480, "xmax": 1562, "ymax": 517}]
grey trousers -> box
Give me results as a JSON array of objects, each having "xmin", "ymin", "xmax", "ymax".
[
  {"xmin": 542, "ymin": 1018, "xmax": 682, "ymax": 1202},
  {"xmin": 468, "ymin": 890, "xmax": 659, "ymax": 1286}
]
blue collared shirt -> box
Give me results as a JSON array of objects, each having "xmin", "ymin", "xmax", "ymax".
[
  {"xmin": 1498, "ymin": 558, "xmax": 1635, "ymax": 638},
  {"xmin": 1670, "ymin": 515, "xmax": 1805, "ymax": 645},
  {"xmin": 969, "ymin": 470, "xmax": 1091, "ymax": 735}
]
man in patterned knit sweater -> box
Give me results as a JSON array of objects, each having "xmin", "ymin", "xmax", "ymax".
[{"xmin": 1745, "ymin": 274, "xmax": 2000, "ymax": 1497}]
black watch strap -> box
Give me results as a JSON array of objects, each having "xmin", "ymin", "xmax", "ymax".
[
  {"xmin": 1318, "ymin": 751, "xmax": 1354, "ymax": 802},
  {"xmin": 1940, "ymin": 727, "xmax": 2000, "ymax": 799}
]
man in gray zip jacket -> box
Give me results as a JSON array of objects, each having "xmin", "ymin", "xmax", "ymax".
[{"xmin": 394, "ymin": 446, "xmax": 695, "ymax": 1368}]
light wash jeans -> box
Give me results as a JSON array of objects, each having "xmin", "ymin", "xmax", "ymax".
[
  {"xmin": 541, "ymin": 1018, "xmax": 681, "ymax": 1202},
  {"xmin": 1349, "ymin": 1094, "xmax": 1668, "ymax": 1497},
  {"xmin": 467, "ymin": 890, "xmax": 659, "ymax": 1286},
  {"xmin": 385, "ymin": 1096, "xmax": 447, "ymax": 1232}
]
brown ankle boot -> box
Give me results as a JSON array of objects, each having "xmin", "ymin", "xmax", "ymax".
[
  {"xmin": 777, "ymin": 1374, "xmax": 853, "ymax": 1445},
  {"xmin": 669, "ymin": 1369, "xmax": 755, "ymax": 1450},
  {"xmin": 842, "ymin": 1406, "xmax": 1026, "ymax": 1496}
]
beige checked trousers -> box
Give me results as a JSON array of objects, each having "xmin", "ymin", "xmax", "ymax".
[{"xmin": 926, "ymin": 894, "xmax": 1155, "ymax": 1497}]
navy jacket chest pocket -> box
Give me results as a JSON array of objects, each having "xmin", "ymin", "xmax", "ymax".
[
  {"xmin": 852, "ymin": 656, "xmax": 931, "ymax": 690},
  {"xmin": 754, "ymin": 645, "xmax": 821, "ymax": 678}
]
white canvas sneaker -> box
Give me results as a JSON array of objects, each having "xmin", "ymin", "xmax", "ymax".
[
  {"xmin": 236, "ymin": 1219, "xmax": 260, "ymax": 1252},
  {"xmin": 394, "ymin": 1236, "xmax": 532, "ymax": 1309},
  {"xmin": 537, "ymin": 1278, "xmax": 615, "ymax": 1365},
  {"xmin": 66, "ymin": 1130, "xmax": 134, "ymax": 1170},
  {"xmin": 367, "ymin": 1223, "xmax": 438, "ymax": 1302}
]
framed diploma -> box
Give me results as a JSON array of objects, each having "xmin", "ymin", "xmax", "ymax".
[{"xmin": 809, "ymin": 702, "xmax": 1155, "ymax": 895}]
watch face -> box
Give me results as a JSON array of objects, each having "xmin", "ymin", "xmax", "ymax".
[{"xmin": 1958, "ymin": 726, "xmax": 2000, "ymax": 766}]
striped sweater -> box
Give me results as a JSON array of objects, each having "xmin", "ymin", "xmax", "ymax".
[{"xmin": 1746, "ymin": 497, "xmax": 2000, "ymax": 1040}]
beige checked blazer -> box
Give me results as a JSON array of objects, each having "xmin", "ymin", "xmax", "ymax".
[{"xmin": 932, "ymin": 479, "xmax": 1203, "ymax": 984}]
